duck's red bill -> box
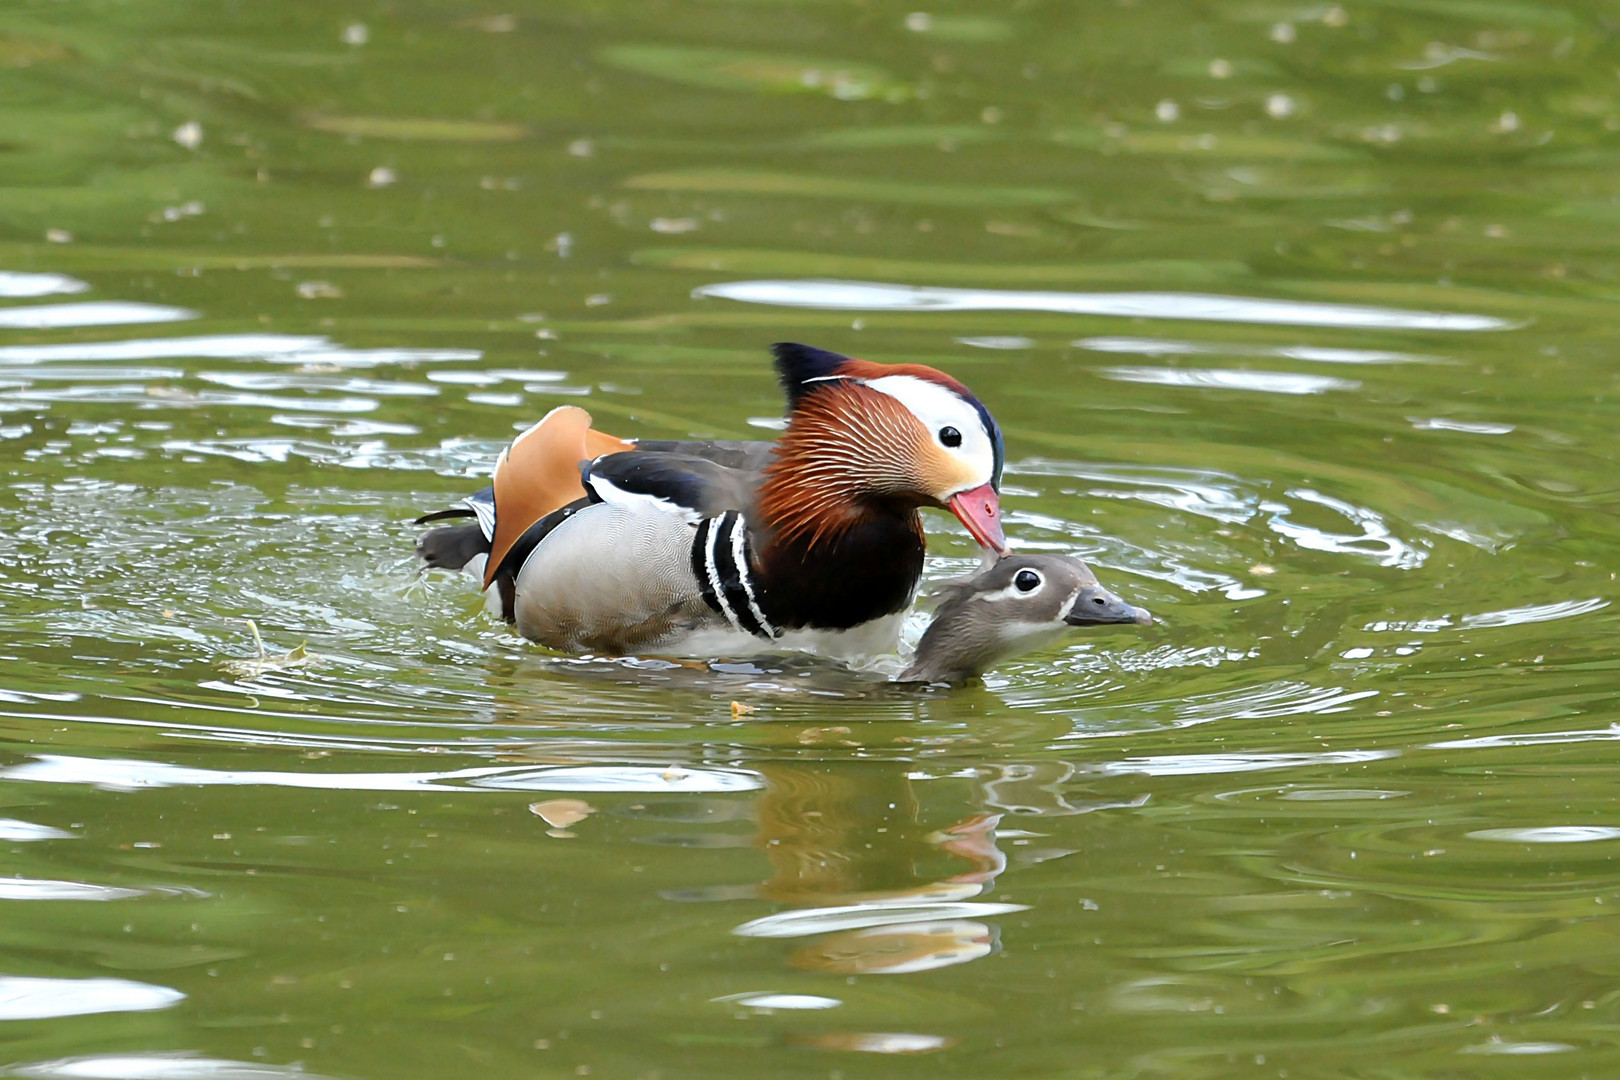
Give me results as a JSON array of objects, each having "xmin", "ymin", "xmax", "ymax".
[{"xmin": 948, "ymin": 482, "xmax": 1006, "ymax": 554}]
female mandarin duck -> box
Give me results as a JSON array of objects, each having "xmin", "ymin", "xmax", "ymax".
[
  {"xmin": 900, "ymin": 554, "xmax": 1153, "ymax": 683},
  {"xmin": 416, "ymin": 343, "xmax": 1007, "ymax": 660}
]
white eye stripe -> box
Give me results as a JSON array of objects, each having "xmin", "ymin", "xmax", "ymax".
[
  {"xmin": 863, "ymin": 374, "xmax": 995, "ymax": 486},
  {"xmin": 975, "ymin": 578, "xmax": 1044, "ymax": 603}
]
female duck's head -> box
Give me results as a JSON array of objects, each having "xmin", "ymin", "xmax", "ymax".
[{"xmin": 902, "ymin": 554, "xmax": 1152, "ymax": 683}]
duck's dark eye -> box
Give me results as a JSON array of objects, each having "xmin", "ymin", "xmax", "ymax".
[
  {"xmin": 939, "ymin": 426, "xmax": 962, "ymax": 448},
  {"xmin": 1014, "ymin": 569, "xmax": 1041, "ymax": 593}
]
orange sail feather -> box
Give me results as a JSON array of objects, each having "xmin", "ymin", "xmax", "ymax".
[{"xmin": 484, "ymin": 406, "xmax": 633, "ymax": 588}]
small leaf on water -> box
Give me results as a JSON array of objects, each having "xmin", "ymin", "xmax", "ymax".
[{"xmin": 530, "ymin": 799, "xmax": 594, "ymax": 829}]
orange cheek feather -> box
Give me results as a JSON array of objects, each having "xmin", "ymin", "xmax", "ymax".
[
  {"xmin": 913, "ymin": 439, "xmax": 984, "ymax": 501},
  {"xmin": 914, "ymin": 441, "xmax": 1006, "ymax": 552}
]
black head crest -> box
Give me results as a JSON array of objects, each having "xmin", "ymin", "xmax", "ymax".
[{"xmin": 771, "ymin": 343, "xmax": 852, "ymax": 407}]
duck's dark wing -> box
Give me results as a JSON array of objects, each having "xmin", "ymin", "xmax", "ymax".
[
  {"xmin": 582, "ymin": 451, "xmax": 760, "ymax": 519},
  {"xmin": 628, "ymin": 439, "xmax": 775, "ymax": 472}
]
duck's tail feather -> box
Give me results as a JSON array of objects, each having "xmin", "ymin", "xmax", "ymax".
[
  {"xmin": 416, "ymin": 524, "xmax": 489, "ymax": 571},
  {"xmin": 413, "ymin": 507, "xmax": 476, "ymax": 526}
]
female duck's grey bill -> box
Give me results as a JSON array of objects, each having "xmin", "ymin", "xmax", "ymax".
[{"xmin": 1063, "ymin": 584, "xmax": 1153, "ymax": 627}]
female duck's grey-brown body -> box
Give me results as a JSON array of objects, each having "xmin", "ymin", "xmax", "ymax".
[{"xmin": 901, "ymin": 554, "xmax": 1152, "ymax": 683}]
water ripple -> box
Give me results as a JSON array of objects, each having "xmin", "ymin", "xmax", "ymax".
[
  {"xmin": 1085, "ymin": 749, "xmax": 1396, "ymax": 778},
  {"xmin": 1460, "ymin": 597, "xmax": 1609, "ymax": 629},
  {"xmin": 1098, "ymin": 366, "xmax": 1360, "ymax": 395},
  {"xmin": 0, "ymin": 976, "xmax": 182, "ymax": 1020},
  {"xmin": 0, "ymin": 877, "xmax": 145, "ymax": 901},
  {"xmin": 696, "ymin": 279, "xmax": 1510, "ymax": 330},
  {"xmin": 1468, "ymin": 827, "xmax": 1620, "ymax": 844},
  {"xmin": 1363, "ymin": 597, "xmax": 1609, "ymax": 634},
  {"xmin": 714, "ymin": 992, "xmax": 842, "ymax": 1010},
  {"xmin": 0, "ymin": 302, "xmax": 196, "ymax": 329},
  {"xmin": 195, "ymin": 372, "xmax": 439, "ymax": 397},
  {"xmin": 1013, "ymin": 460, "xmax": 1258, "ymax": 522},
  {"xmin": 1429, "ymin": 725, "xmax": 1620, "ymax": 750},
  {"xmin": 1411, "ymin": 417, "xmax": 1514, "ymax": 435},
  {"xmin": 1267, "ymin": 488, "xmax": 1426, "ymax": 568},
  {"xmin": 1460, "ymin": 1041, "xmax": 1576, "ymax": 1056},
  {"xmin": 1078, "ymin": 336, "xmax": 1442, "ymax": 364},
  {"xmin": 733, "ymin": 898, "xmax": 1026, "ymax": 938},
  {"xmin": 0, "ymin": 754, "xmax": 765, "ymax": 794},
  {"xmin": 0, "ymin": 272, "xmax": 88, "ymax": 299},
  {"xmin": 0, "ymin": 334, "xmax": 479, "ymax": 367},
  {"xmin": 0, "ymin": 819, "xmax": 74, "ymax": 842},
  {"xmin": 6, "ymin": 1055, "xmax": 327, "ymax": 1080}
]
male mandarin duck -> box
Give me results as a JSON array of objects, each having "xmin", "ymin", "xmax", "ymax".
[
  {"xmin": 900, "ymin": 554, "xmax": 1153, "ymax": 683},
  {"xmin": 416, "ymin": 343, "xmax": 1007, "ymax": 660}
]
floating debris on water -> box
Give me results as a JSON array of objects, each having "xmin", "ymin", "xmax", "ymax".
[{"xmin": 220, "ymin": 620, "xmax": 323, "ymax": 678}]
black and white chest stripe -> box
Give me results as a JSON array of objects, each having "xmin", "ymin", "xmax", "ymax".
[{"xmin": 690, "ymin": 511, "xmax": 780, "ymax": 640}]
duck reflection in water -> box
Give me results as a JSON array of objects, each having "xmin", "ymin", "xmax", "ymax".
[
  {"xmin": 732, "ymin": 757, "xmax": 1152, "ymax": 974},
  {"xmin": 731, "ymin": 763, "xmax": 1024, "ymax": 975},
  {"xmin": 477, "ymin": 746, "xmax": 1146, "ymax": 976}
]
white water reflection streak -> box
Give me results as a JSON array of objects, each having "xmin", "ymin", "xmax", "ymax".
[
  {"xmin": 1099, "ymin": 366, "xmax": 1359, "ymax": 395},
  {"xmin": 0, "ymin": 877, "xmax": 145, "ymax": 901},
  {"xmin": 696, "ymin": 279, "xmax": 1509, "ymax": 331},
  {"xmin": 1469, "ymin": 827, "xmax": 1620, "ymax": 844},
  {"xmin": 0, "ymin": 754, "xmax": 764, "ymax": 794},
  {"xmin": 733, "ymin": 899, "xmax": 1027, "ymax": 938},
  {"xmin": 0, "ymin": 334, "xmax": 479, "ymax": 368},
  {"xmin": 1077, "ymin": 336, "xmax": 1442, "ymax": 365},
  {"xmin": 1364, "ymin": 597, "xmax": 1608, "ymax": 634},
  {"xmin": 0, "ymin": 302, "xmax": 196, "ymax": 329},
  {"xmin": 714, "ymin": 992, "xmax": 842, "ymax": 1010},
  {"xmin": 1086, "ymin": 749, "xmax": 1395, "ymax": 777},
  {"xmin": 1268, "ymin": 488, "xmax": 1426, "ymax": 568},
  {"xmin": 6, "ymin": 1055, "xmax": 329, "ymax": 1080},
  {"xmin": 0, "ymin": 976, "xmax": 183, "ymax": 1020},
  {"xmin": 1430, "ymin": 725, "xmax": 1620, "ymax": 750},
  {"xmin": 0, "ymin": 819, "xmax": 74, "ymax": 842},
  {"xmin": 0, "ymin": 272, "xmax": 89, "ymax": 299}
]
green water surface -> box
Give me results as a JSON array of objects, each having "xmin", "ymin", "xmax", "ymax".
[{"xmin": 1, "ymin": 0, "xmax": 1619, "ymax": 1076}]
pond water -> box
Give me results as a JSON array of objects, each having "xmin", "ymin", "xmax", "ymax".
[{"xmin": 3, "ymin": 0, "xmax": 1620, "ymax": 1076}]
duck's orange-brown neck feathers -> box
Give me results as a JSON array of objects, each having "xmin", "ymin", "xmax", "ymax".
[{"xmin": 756, "ymin": 382, "xmax": 929, "ymax": 550}]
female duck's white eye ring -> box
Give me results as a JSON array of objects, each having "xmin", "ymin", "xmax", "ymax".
[
  {"xmin": 1013, "ymin": 569, "xmax": 1041, "ymax": 593},
  {"xmin": 938, "ymin": 425, "xmax": 962, "ymax": 448}
]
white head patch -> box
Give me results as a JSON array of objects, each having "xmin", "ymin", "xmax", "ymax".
[{"xmin": 863, "ymin": 374, "xmax": 995, "ymax": 491}]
